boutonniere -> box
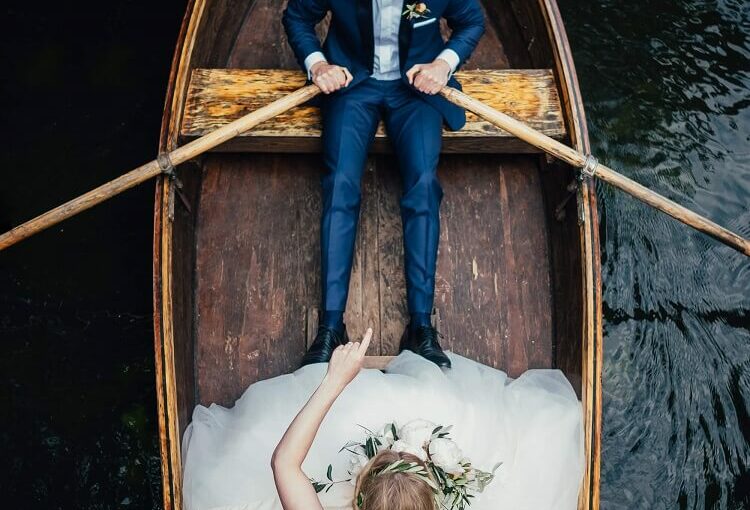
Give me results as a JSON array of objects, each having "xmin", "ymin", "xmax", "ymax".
[{"xmin": 403, "ymin": 2, "xmax": 431, "ymax": 20}]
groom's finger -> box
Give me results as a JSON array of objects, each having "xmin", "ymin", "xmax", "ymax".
[
  {"xmin": 359, "ymin": 328, "xmax": 373, "ymax": 356},
  {"xmin": 406, "ymin": 65, "xmax": 422, "ymax": 85}
]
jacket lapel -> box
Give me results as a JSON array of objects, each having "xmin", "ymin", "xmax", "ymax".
[
  {"xmin": 357, "ymin": 0, "xmax": 375, "ymax": 72},
  {"xmin": 398, "ymin": 0, "xmax": 413, "ymax": 70}
]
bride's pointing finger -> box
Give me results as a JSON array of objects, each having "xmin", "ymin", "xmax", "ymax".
[{"xmin": 359, "ymin": 328, "xmax": 373, "ymax": 356}]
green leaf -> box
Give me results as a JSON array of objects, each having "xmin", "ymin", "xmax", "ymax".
[
  {"xmin": 326, "ymin": 464, "xmax": 333, "ymax": 481},
  {"xmin": 365, "ymin": 437, "xmax": 376, "ymax": 458},
  {"xmin": 311, "ymin": 481, "xmax": 327, "ymax": 493},
  {"xmin": 342, "ymin": 445, "xmax": 363, "ymax": 456}
]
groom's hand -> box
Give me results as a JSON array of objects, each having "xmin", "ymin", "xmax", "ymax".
[
  {"xmin": 325, "ymin": 328, "xmax": 373, "ymax": 390},
  {"xmin": 310, "ymin": 61, "xmax": 353, "ymax": 94},
  {"xmin": 406, "ymin": 58, "xmax": 452, "ymax": 95}
]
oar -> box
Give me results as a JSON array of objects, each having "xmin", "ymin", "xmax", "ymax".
[
  {"xmin": 440, "ymin": 87, "xmax": 750, "ymax": 257},
  {"xmin": 0, "ymin": 84, "xmax": 321, "ymax": 251},
  {"xmin": 1, "ymin": 82, "xmax": 748, "ymax": 258}
]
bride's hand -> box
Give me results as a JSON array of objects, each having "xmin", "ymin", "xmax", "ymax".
[
  {"xmin": 325, "ymin": 328, "xmax": 372, "ymax": 390},
  {"xmin": 272, "ymin": 328, "xmax": 372, "ymax": 509}
]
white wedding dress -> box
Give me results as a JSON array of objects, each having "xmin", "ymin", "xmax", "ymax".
[{"xmin": 182, "ymin": 351, "xmax": 584, "ymax": 510}]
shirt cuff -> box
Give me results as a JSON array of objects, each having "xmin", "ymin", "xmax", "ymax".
[
  {"xmin": 304, "ymin": 51, "xmax": 328, "ymax": 80},
  {"xmin": 436, "ymin": 49, "xmax": 460, "ymax": 78}
]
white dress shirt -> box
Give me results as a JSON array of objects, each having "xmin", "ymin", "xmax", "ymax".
[{"xmin": 304, "ymin": 0, "xmax": 460, "ymax": 80}]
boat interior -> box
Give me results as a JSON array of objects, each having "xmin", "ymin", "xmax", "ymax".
[{"xmin": 156, "ymin": 1, "xmax": 599, "ymax": 507}]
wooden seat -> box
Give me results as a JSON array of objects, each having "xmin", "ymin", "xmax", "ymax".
[{"xmin": 180, "ymin": 69, "xmax": 566, "ymax": 153}]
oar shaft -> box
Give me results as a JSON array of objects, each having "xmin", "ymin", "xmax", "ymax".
[
  {"xmin": 170, "ymin": 84, "xmax": 320, "ymax": 166},
  {"xmin": 0, "ymin": 85, "xmax": 320, "ymax": 252},
  {"xmin": 0, "ymin": 161, "xmax": 163, "ymax": 251},
  {"xmin": 441, "ymin": 87, "xmax": 750, "ymax": 257},
  {"xmin": 594, "ymin": 164, "xmax": 750, "ymax": 256}
]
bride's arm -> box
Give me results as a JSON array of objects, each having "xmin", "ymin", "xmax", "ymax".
[{"xmin": 272, "ymin": 329, "xmax": 372, "ymax": 510}]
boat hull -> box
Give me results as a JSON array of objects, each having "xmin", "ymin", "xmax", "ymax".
[{"xmin": 153, "ymin": 1, "xmax": 603, "ymax": 509}]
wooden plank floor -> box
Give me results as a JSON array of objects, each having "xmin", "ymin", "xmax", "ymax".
[
  {"xmin": 193, "ymin": 153, "xmax": 554, "ymax": 407},
  {"xmin": 191, "ymin": 0, "xmax": 556, "ymax": 407}
]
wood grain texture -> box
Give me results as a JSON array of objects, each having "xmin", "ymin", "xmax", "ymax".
[
  {"xmin": 192, "ymin": 152, "xmax": 555, "ymax": 407},
  {"xmin": 180, "ymin": 69, "xmax": 566, "ymax": 153},
  {"xmin": 192, "ymin": 153, "xmax": 392, "ymax": 406},
  {"xmin": 151, "ymin": 169, "xmax": 171, "ymax": 510},
  {"xmin": 375, "ymin": 153, "xmax": 554, "ymax": 368},
  {"xmin": 432, "ymin": 155, "xmax": 553, "ymax": 374},
  {"xmin": 193, "ymin": 154, "xmax": 318, "ymax": 405},
  {"xmin": 154, "ymin": 1, "xmax": 253, "ymax": 508},
  {"xmin": 153, "ymin": 1, "xmax": 209, "ymax": 506},
  {"xmin": 168, "ymin": 163, "xmax": 201, "ymax": 442}
]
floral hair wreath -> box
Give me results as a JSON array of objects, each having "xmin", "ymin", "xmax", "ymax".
[{"xmin": 311, "ymin": 420, "xmax": 500, "ymax": 510}]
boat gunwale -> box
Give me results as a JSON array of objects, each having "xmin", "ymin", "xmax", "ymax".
[
  {"xmin": 154, "ymin": 1, "xmax": 206, "ymax": 508},
  {"xmin": 535, "ymin": 1, "xmax": 603, "ymax": 508}
]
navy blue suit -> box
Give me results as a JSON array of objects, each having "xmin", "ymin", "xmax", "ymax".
[
  {"xmin": 283, "ymin": 0, "xmax": 485, "ymax": 130},
  {"xmin": 282, "ymin": 0, "xmax": 484, "ymax": 317}
]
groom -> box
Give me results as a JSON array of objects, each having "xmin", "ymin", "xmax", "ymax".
[{"xmin": 283, "ymin": 0, "xmax": 484, "ymax": 369}]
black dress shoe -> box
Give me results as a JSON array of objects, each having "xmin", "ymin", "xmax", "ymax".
[
  {"xmin": 301, "ymin": 325, "xmax": 349, "ymax": 367},
  {"xmin": 399, "ymin": 324, "xmax": 451, "ymax": 369}
]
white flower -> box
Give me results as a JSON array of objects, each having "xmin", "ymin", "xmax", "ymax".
[
  {"xmin": 391, "ymin": 439, "xmax": 428, "ymax": 461},
  {"xmin": 398, "ymin": 419, "xmax": 436, "ymax": 449},
  {"xmin": 429, "ymin": 438, "xmax": 464, "ymax": 476}
]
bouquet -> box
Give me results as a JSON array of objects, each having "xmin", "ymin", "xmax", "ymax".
[{"xmin": 312, "ymin": 419, "xmax": 500, "ymax": 510}]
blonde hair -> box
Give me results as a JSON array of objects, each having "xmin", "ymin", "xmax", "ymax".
[{"xmin": 352, "ymin": 450, "xmax": 438, "ymax": 510}]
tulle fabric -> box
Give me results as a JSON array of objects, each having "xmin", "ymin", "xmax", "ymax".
[{"xmin": 182, "ymin": 351, "xmax": 584, "ymax": 510}]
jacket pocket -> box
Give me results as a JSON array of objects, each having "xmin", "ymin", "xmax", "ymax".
[{"xmin": 413, "ymin": 17, "xmax": 438, "ymax": 29}]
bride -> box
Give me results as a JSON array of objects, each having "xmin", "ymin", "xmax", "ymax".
[{"xmin": 182, "ymin": 329, "xmax": 584, "ymax": 510}]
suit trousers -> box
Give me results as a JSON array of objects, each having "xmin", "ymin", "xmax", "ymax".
[{"xmin": 320, "ymin": 77, "xmax": 443, "ymax": 316}]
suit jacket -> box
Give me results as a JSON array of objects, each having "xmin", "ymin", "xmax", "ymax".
[{"xmin": 282, "ymin": 0, "xmax": 485, "ymax": 131}]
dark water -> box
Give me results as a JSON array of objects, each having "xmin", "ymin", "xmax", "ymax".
[
  {"xmin": 0, "ymin": 1, "xmax": 748, "ymax": 509},
  {"xmin": 559, "ymin": 0, "xmax": 750, "ymax": 508},
  {"xmin": 0, "ymin": 2, "xmax": 184, "ymax": 508}
]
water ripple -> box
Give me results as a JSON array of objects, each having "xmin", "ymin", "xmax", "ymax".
[{"xmin": 560, "ymin": 0, "xmax": 750, "ymax": 508}]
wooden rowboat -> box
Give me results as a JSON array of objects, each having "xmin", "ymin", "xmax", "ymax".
[{"xmin": 153, "ymin": 1, "xmax": 603, "ymax": 509}]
